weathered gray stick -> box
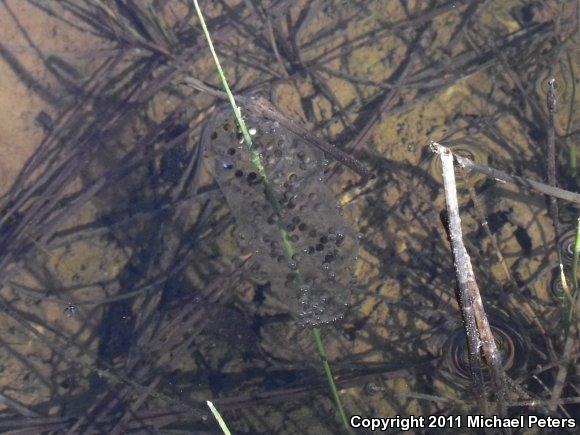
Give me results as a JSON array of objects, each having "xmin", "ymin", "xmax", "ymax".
[
  {"xmin": 440, "ymin": 208, "xmax": 488, "ymax": 414},
  {"xmin": 431, "ymin": 142, "xmax": 508, "ymax": 416}
]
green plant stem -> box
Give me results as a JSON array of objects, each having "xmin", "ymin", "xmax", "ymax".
[
  {"xmin": 191, "ymin": 0, "xmax": 263, "ymax": 175},
  {"xmin": 564, "ymin": 219, "xmax": 580, "ymax": 324},
  {"xmin": 573, "ymin": 218, "xmax": 580, "ymax": 294},
  {"xmin": 312, "ymin": 327, "xmax": 350, "ymax": 430},
  {"xmin": 569, "ymin": 218, "xmax": 580, "ymax": 323},
  {"xmin": 193, "ymin": 1, "xmax": 350, "ymax": 431},
  {"xmin": 207, "ymin": 401, "xmax": 232, "ymax": 435}
]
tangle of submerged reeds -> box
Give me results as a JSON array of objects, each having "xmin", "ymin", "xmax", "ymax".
[{"xmin": 0, "ymin": 1, "xmax": 577, "ymax": 432}]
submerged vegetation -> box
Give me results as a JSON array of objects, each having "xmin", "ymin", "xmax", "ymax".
[{"xmin": 0, "ymin": 0, "xmax": 577, "ymax": 433}]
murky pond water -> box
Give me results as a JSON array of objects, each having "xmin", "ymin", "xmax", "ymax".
[{"xmin": 0, "ymin": 0, "xmax": 577, "ymax": 433}]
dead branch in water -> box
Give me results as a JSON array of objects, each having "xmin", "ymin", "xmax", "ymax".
[
  {"xmin": 431, "ymin": 142, "xmax": 508, "ymax": 416},
  {"xmin": 439, "ymin": 208, "xmax": 488, "ymax": 414}
]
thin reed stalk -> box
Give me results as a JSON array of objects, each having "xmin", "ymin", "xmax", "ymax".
[
  {"xmin": 544, "ymin": 78, "xmax": 579, "ymax": 412},
  {"xmin": 548, "ymin": 218, "xmax": 580, "ymax": 411},
  {"xmin": 453, "ymin": 153, "xmax": 580, "ymax": 204},
  {"xmin": 192, "ymin": 0, "xmax": 350, "ymax": 431},
  {"xmin": 546, "ymin": 78, "xmax": 561, "ymax": 253}
]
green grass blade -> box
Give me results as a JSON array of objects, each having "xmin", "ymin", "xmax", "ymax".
[
  {"xmin": 193, "ymin": 1, "xmax": 350, "ymax": 431},
  {"xmin": 207, "ymin": 400, "xmax": 232, "ymax": 435},
  {"xmin": 565, "ymin": 219, "xmax": 580, "ymax": 324},
  {"xmin": 312, "ymin": 327, "xmax": 350, "ymax": 430},
  {"xmin": 191, "ymin": 0, "xmax": 263, "ymax": 174},
  {"xmin": 573, "ymin": 218, "xmax": 579, "ymax": 294}
]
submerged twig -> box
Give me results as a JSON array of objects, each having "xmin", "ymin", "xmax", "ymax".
[
  {"xmin": 453, "ymin": 153, "xmax": 580, "ymax": 204},
  {"xmin": 466, "ymin": 186, "xmax": 515, "ymax": 286},
  {"xmin": 431, "ymin": 142, "xmax": 508, "ymax": 416},
  {"xmin": 439, "ymin": 210, "xmax": 488, "ymax": 414},
  {"xmin": 182, "ymin": 77, "xmax": 371, "ymax": 181},
  {"xmin": 545, "ymin": 78, "xmax": 577, "ymax": 413},
  {"xmin": 244, "ymin": 95, "xmax": 372, "ymax": 182},
  {"xmin": 0, "ymin": 391, "xmax": 41, "ymax": 418},
  {"xmin": 546, "ymin": 78, "xmax": 561, "ymax": 248}
]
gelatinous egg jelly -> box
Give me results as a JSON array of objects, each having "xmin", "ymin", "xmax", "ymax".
[{"xmin": 203, "ymin": 110, "xmax": 358, "ymax": 326}]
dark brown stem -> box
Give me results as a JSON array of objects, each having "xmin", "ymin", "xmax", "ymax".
[
  {"xmin": 454, "ymin": 153, "xmax": 580, "ymax": 204},
  {"xmin": 546, "ymin": 78, "xmax": 561, "ymax": 243}
]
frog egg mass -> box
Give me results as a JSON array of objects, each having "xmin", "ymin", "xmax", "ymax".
[{"xmin": 204, "ymin": 110, "xmax": 359, "ymax": 326}]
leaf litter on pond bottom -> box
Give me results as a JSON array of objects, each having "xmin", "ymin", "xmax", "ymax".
[{"xmin": 203, "ymin": 109, "xmax": 358, "ymax": 326}]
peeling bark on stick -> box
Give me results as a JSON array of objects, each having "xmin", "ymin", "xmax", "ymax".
[{"xmin": 431, "ymin": 142, "xmax": 508, "ymax": 416}]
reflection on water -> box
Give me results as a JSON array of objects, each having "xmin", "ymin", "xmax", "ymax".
[
  {"xmin": 559, "ymin": 228, "xmax": 578, "ymax": 266},
  {"xmin": 0, "ymin": 0, "xmax": 577, "ymax": 433},
  {"xmin": 428, "ymin": 141, "xmax": 488, "ymax": 187},
  {"xmin": 441, "ymin": 319, "xmax": 530, "ymax": 386}
]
